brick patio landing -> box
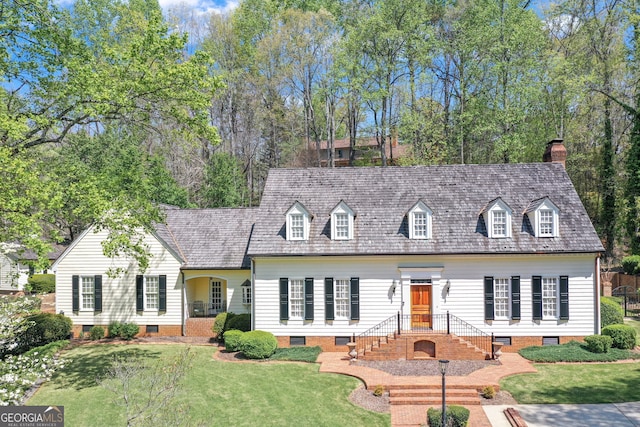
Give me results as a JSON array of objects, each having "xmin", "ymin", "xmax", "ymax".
[{"xmin": 317, "ymin": 352, "xmax": 537, "ymax": 427}]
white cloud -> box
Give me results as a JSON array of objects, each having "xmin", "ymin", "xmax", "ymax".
[{"xmin": 158, "ymin": 0, "xmax": 239, "ymax": 15}]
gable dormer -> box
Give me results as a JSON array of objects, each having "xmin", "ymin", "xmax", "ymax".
[
  {"xmin": 408, "ymin": 200, "xmax": 433, "ymax": 239},
  {"xmin": 525, "ymin": 197, "xmax": 560, "ymax": 238},
  {"xmin": 480, "ymin": 198, "xmax": 513, "ymax": 238},
  {"xmin": 286, "ymin": 202, "xmax": 311, "ymax": 241},
  {"xmin": 330, "ymin": 201, "xmax": 355, "ymax": 240}
]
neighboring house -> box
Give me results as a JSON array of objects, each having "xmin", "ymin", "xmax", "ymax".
[
  {"xmin": 313, "ymin": 136, "xmax": 409, "ymax": 167},
  {"xmin": 0, "ymin": 250, "xmax": 31, "ymax": 292},
  {"xmin": 53, "ymin": 140, "xmax": 604, "ymax": 358},
  {"xmin": 52, "ymin": 208, "xmax": 257, "ymax": 338}
]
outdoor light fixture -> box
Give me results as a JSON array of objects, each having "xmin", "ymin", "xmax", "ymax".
[
  {"xmin": 445, "ymin": 280, "xmax": 451, "ymax": 296},
  {"xmin": 391, "ymin": 280, "xmax": 397, "ymax": 296},
  {"xmin": 439, "ymin": 359, "xmax": 449, "ymax": 427}
]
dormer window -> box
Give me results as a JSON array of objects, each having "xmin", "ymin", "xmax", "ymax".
[
  {"xmin": 481, "ymin": 198, "xmax": 512, "ymax": 238},
  {"xmin": 286, "ymin": 202, "xmax": 311, "ymax": 241},
  {"xmin": 408, "ymin": 200, "xmax": 433, "ymax": 239},
  {"xmin": 525, "ymin": 197, "xmax": 560, "ymax": 238},
  {"xmin": 331, "ymin": 201, "xmax": 354, "ymax": 240}
]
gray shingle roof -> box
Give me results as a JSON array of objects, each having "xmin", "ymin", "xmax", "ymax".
[
  {"xmin": 247, "ymin": 164, "xmax": 604, "ymax": 256},
  {"xmin": 156, "ymin": 208, "xmax": 258, "ymax": 269}
]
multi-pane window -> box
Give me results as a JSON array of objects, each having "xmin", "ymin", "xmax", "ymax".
[
  {"xmin": 540, "ymin": 210, "xmax": 554, "ymax": 236},
  {"xmin": 492, "ymin": 211, "xmax": 507, "ymax": 237},
  {"xmin": 290, "ymin": 214, "xmax": 304, "ymax": 239},
  {"xmin": 81, "ymin": 276, "xmax": 94, "ymax": 310},
  {"xmin": 211, "ymin": 280, "xmax": 223, "ymax": 311},
  {"xmin": 290, "ymin": 279, "xmax": 304, "ymax": 318},
  {"xmin": 542, "ymin": 277, "xmax": 557, "ymax": 318},
  {"xmin": 335, "ymin": 213, "xmax": 349, "ymax": 239},
  {"xmin": 494, "ymin": 278, "xmax": 509, "ymax": 318},
  {"xmin": 145, "ymin": 276, "xmax": 159, "ymax": 310},
  {"xmin": 335, "ymin": 279, "xmax": 350, "ymax": 318},
  {"xmin": 242, "ymin": 286, "xmax": 251, "ymax": 305},
  {"xmin": 413, "ymin": 212, "xmax": 427, "ymax": 238}
]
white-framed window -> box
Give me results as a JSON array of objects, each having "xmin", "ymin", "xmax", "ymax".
[
  {"xmin": 286, "ymin": 202, "xmax": 311, "ymax": 241},
  {"xmin": 408, "ymin": 201, "xmax": 433, "ymax": 239},
  {"xmin": 492, "ymin": 211, "xmax": 507, "ymax": 237},
  {"xmin": 494, "ymin": 278, "xmax": 509, "ymax": 318},
  {"xmin": 331, "ymin": 201, "xmax": 354, "ymax": 240},
  {"xmin": 211, "ymin": 280, "xmax": 223, "ymax": 312},
  {"xmin": 542, "ymin": 277, "xmax": 557, "ymax": 318},
  {"xmin": 242, "ymin": 286, "xmax": 251, "ymax": 305},
  {"xmin": 335, "ymin": 279, "xmax": 350, "ymax": 319},
  {"xmin": 81, "ymin": 276, "xmax": 94, "ymax": 310},
  {"xmin": 539, "ymin": 209, "xmax": 554, "ymax": 236},
  {"xmin": 145, "ymin": 276, "xmax": 159, "ymax": 310},
  {"xmin": 289, "ymin": 279, "xmax": 304, "ymax": 319}
]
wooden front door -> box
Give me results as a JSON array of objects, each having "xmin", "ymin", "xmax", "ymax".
[{"xmin": 411, "ymin": 285, "xmax": 432, "ymax": 328}]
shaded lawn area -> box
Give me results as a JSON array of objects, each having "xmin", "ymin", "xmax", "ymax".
[
  {"xmin": 624, "ymin": 317, "xmax": 640, "ymax": 344},
  {"xmin": 28, "ymin": 344, "xmax": 389, "ymax": 427},
  {"xmin": 501, "ymin": 362, "xmax": 640, "ymax": 404}
]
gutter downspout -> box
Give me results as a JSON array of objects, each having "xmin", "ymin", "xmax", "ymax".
[
  {"xmin": 181, "ymin": 272, "xmax": 186, "ymax": 336},
  {"xmin": 595, "ymin": 255, "xmax": 601, "ymax": 335},
  {"xmin": 251, "ymin": 259, "xmax": 255, "ymax": 331}
]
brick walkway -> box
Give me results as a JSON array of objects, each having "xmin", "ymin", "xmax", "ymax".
[{"xmin": 317, "ymin": 352, "xmax": 537, "ymax": 427}]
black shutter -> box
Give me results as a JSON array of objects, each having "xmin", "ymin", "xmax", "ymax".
[
  {"xmin": 94, "ymin": 275, "xmax": 102, "ymax": 312},
  {"xmin": 532, "ymin": 276, "xmax": 542, "ymax": 320},
  {"xmin": 484, "ymin": 277, "xmax": 494, "ymax": 321},
  {"xmin": 559, "ymin": 276, "xmax": 569, "ymax": 320},
  {"xmin": 350, "ymin": 277, "xmax": 360, "ymax": 320},
  {"xmin": 72, "ymin": 275, "xmax": 79, "ymax": 312},
  {"xmin": 304, "ymin": 278, "xmax": 314, "ymax": 320},
  {"xmin": 136, "ymin": 275, "xmax": 144, "ymax": 312},
  {"xmin": 325, "ymin": 278, "xmax": 334, "ymax": 321},
  {"xmin": 159, "ymin": 275, "xmax": 167, "ymax": 312},
  {"xmin": 279, "ymin": 278, "xmax": 289, "ymax": 321},
  {"xmin": 511, "ymin": 276, "xmax": 521, "ymax": 320}
]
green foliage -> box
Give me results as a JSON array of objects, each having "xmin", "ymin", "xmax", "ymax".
[
  {"xmin": 119, "ymin": 323, "xmax": 140, "ymax": 340},
  {"xmin": 601, "ymin": 297, "xmax": 624, "ymax": 328},
  {"xmin": 201, "ymin": 152, "xmax": 246, "ymax": 208},
  {"xmin": 27, "ymin": 274, "xmax": 55, "ymax": 294},
  {"xmin": 16, "ymin": 313, "xmax": 72, "ymax": 353},
  {"xmin": 373, "ymin": 385, "xmax": 384, "ymax": 397},
  {"xmin": 226, "ymin": 313, "xmax": 251, "ymax": 332},
  {"xmin": 268, "ymin": 346, "xmax": 321, "ymax": 362},
  {"xmin": 481, "ymin": 385, "xmax": 496, "ymax": 399},
  {"xmin": 23, "ymin": 340, "xmax": 69, "ymax": 358},
  {"xmin": 427, "ymin": 405, "xmax": 470, "ymax": 427},
  {"xmin": 519, "ymin": 340, "xmax": 640, "ymax": 362},
  {"xmin": 622, "ymin": 256, "xmax": 640, "ymax": 275},
  {"xmin": 89, "ymin": 326, "xmax": 105, "ymax": 341},
  {"xmin": 212, "ymin": 312, "xmax": 235, "ymax": 338},
  {"xmin": 108, "ymin": 321, "xmax": 123, "ymax": 338},
  {"xmin": 583, "ymin": 335, "xmax": 613, "ymax": 353},
  {"xmin": 223, "ymin": 330, "xmax": 244, "ymax": 352},
  {"xmin": 239, "ymin": 330, "xmax": 278, "ymax": 359},
  {"xmin": 602, "ymin": 324, "xmax": 637, "ymax": 349}
]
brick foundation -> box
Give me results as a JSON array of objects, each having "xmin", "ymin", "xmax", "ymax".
[
  {"xmin": 71, "ymin": 324, "xmax": 182, "ymax": 338},
  {"xmin": 502, "ymin": 336, "xmax": 585, "ymax": 352},
  {"xmin": 185, "ymin": 318, "xmax": 216, "ymax": 337}
]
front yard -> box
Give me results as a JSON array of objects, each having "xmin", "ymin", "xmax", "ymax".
[{"xmin": 27, "ymin": 344, "xmax": 389, "ymax": 427}]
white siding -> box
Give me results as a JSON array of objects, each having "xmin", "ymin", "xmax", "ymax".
[
  {"xmin": 253, "ymin": 254, "xmax": 598, "ymax": 338},
  {"xmin": 183, "ymin": 270, "xmax": 251, "ymax": 315},
  {"xmin": 0, "ymin": 254, "xmax": 27, "ymax": 292},
  {"xmin": 54, "ymin": 227, "xmax": 182, "ymax": 326}
]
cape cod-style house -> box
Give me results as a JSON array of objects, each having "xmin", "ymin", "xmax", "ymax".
[{"xmin": 52, "ymin": 140, "xmax": 604, "ymax": 359}]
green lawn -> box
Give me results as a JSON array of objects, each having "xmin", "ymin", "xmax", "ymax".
[
  {"xmin": 501, "ymin": 362, "xmax": 640, "ymax": 404},
  {"xmin": 28, "ymin": 344, "xmax": 389, "ymax": 427},
  {"xmin": 625, "ymin": 317, "xmax": 640, "ymax": 344}
]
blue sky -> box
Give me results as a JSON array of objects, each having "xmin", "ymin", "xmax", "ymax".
[{"xmin": 55, "ymin": 0, "xmax": 239, "ymax": 15}]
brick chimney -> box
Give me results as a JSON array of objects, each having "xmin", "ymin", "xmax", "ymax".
[{"xmin": 543, "ymin": 138, "xmax": 567, "ymax": 168}]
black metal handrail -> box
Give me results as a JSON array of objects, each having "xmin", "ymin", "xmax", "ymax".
[{"xmin": 355, "ymin": 311, "xmax": 494, "ymax": 357}]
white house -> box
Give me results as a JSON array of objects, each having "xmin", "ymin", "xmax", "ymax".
[{"xmin": 53, "ymin": 140, "xmax": 604, "ymax": 358}]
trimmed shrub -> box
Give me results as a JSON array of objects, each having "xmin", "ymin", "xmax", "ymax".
[
  {"xmin": 481, "ymin": 385, "xmax": 496, "ymax": 399},
  {"xmin": 120, "ymin": 323, "xmax": 139, "ymax": 340},
  {"xmin": 27, "ymin": 274, "xmax": 55, "ymax": 293},
  {"xmin": 16, "ymin": 313, "xmax": 72, "ymax": 353},
  {"xmin": 427, "ymin": 405, "xmax": 470, "ymax": 427},
  {"xmin": 373, "ymin": 385, "xmax": 385, "ymax": 397},
  {"xmin": 226, "ymin": 313, "xmax": 251, "ymax": 332},
  {"xmin": 212, "ymin": 312, "xmax": 236, "ymax": 339},
  {"xmin": 108, "ymin": 321, "xmax": 123, "ymax": 338},
  {"xmin": 223, "ymin": 330, "xmax": 244, "ymax": 352},
  {"xmin": 239, "ymin": 330, "xmax": 277, "ymax": 359},
  {"xmin": 89, "ymin": 326, "xmax": 105, "ymax": 340},
  {"xmin": 622, "ymin": 255, "xmax": 640, "ymax": 275},
  {"xmin": 601, "ymin": 297, "xmax": 624, "ymax": 328},
  {"xmin": 602, "ymin": 324, "xmax": 637, "ymax": 349},
  {"xmin": 584, "ymin": 335, "xmax": 613, "ymax": 353}
]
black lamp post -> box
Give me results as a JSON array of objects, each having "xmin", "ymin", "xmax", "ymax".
[{"xmin": 439, "ymin": 359, "xmax": 449, "ymax": 427}]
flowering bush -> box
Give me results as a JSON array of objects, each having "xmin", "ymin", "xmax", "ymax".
[{"xmin": 0, "ymin": 340, "xmax": 67, "ymax": 405}]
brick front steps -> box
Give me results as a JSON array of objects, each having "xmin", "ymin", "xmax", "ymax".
[
  {"xmin": 390, "ymin": 386, "xmax": 481, "ymax": 406},
  {"xmin": 359, "ymin": 333, "xmax": 490, "ymax": 361}
]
